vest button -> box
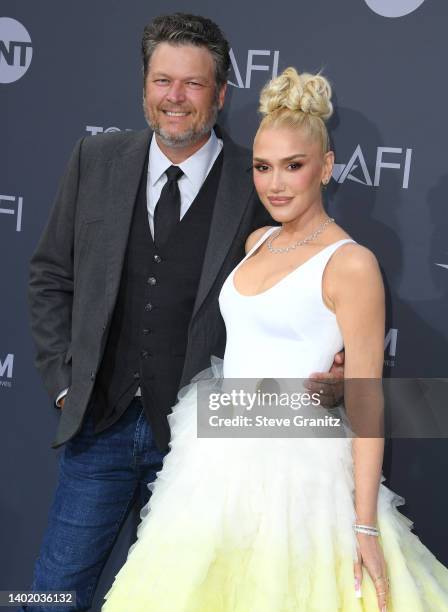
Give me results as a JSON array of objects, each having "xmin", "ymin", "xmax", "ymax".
[
  {"xmin": 153, "ymin": 254, "xmax": 162, "ymax": 263},
  {"xmin": 90, "ymin": 371, "xmax": 95, "ymax": 381},
  {"xmin": 140, "ymin": 350, "xmax": 150, "ymax": 359},
  {"xmin": 133, "ymin": 371, "xmax": 140, "ymax": 379},
  {"xmin": 147, "ymin": 276, "xmax": 157, "ymax": 286},
  {"xmin": 142, "ymin": 328, "xmax": 151, "ymax": 335},
  {"xmin": 144, "ymin": 302, "xmax": 153, "ymax": 311}
]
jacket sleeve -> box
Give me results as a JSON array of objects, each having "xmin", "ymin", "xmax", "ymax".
[{"xmin": 28, "ymin": 138, "xmax": 84, "ymax": 401}]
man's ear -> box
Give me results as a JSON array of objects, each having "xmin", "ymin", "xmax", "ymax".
[{"xmin": 218, "ymin": 82, "xmax": 227, "ymax": 110}]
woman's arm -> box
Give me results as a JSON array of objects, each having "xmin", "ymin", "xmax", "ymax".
[
  {"xmin": 324, "ymin": 243, "xmax": 388, "ymax": 610},
  {"xmin": 325, "ymin": 243, "xmax": 385, "ymax": 522}
]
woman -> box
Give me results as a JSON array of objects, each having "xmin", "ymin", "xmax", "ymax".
[{"xmin": 102, "ymin": 68, "xmax": 448, "ymax": 611}]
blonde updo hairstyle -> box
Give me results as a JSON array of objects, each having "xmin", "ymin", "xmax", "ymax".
[{"xmin": 258, "ymin": 67, "xmax": 333, "ymax": 155}]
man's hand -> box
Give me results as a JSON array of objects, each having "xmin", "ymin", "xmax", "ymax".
[{"xmin": 305, "ymin": 350, "xmax": 345, "ymax": 408}]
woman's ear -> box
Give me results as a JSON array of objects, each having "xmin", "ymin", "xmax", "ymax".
[{"xmin": 322, "ymin": 150, "xmax": 334, "ymax": 184}]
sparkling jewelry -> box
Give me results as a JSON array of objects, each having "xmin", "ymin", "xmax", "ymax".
[
  {"xmin": 267, "ymin": 217, "xmax": 335, "ymax": 254},
  {"xmin": 354, "ymin": 524, "xmax": 379, "ymax": 537}
]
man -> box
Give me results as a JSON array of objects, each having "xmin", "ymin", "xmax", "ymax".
[{"xmin": 28, "ymin": 13, "xmax": 342, "ymax": 611}]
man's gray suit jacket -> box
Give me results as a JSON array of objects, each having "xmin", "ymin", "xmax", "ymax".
[{"xmin": 28, "ymin": 127, "xmax": 271, "ymax": 448}]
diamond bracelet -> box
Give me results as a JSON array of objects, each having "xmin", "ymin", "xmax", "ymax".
[{"xmin": 354, "ymin": 524, "xmax": 379, "ymax": 536}]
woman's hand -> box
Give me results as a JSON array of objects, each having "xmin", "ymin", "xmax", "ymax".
[{"xmin": 354, "ymin": 533, "xmax": 389, "ymax": 611}]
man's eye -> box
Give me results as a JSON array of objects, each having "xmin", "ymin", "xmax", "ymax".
[
  {"xmin": 155, "ymin": 79, "xmax": 169, "ymax": 84},
  {"xmin": 187, "ymin": 81, "xmax": 202, "ymax": 88}
]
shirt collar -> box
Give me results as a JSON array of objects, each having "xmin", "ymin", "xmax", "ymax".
[{"xmin": 148, "ymin": 130, "xmax": 220, "ymax": 188}]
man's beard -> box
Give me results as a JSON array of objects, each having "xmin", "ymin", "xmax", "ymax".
[{"xmin": 143, "ymin": 95, "xmax": 220, "ymax": 149}]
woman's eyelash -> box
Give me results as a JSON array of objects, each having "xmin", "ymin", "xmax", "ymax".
[{"xmin": 252, "ymin": 163, "xmax": 304, "ymax": 171}]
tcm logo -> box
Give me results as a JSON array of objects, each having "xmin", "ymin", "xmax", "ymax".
[
  {"xmin": 0, "ymin": 353, "xmax": 14, "ymax": 387},
  {"xmin": 0, "ymin": 18, "xmax": 33, "ymax": 84},
  {"xmin": 86, "ymin": 126, "xmax": 132, "ymax": 136},
  {"xmin": 365, "ymin": 0, "xmax": 426, "ymax": 18},
  {"xmin": 0, "ymin": 195, "xmax": 23, "ymax": 231},
  {"xmin": 332, "ymin": 146, "xmax": 412, "ymax": 189},
  {"xmin": 384, "ymin": 328, "xmax": 398, "ymax": 367},
  {"xmin": 229, "ymin": 49, "xmax": 279, "ymax": 89}
]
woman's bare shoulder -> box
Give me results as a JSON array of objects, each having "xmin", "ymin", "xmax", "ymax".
[
  {"xmin": 244, "ymin": 226, "xmax": 275, "ymax": 254},
  {"xmin": 325, "ymin": 241, "xmax": 383, "ymax": 302},
  {"xmin": 330, "ymin": 241, "xmax": 380, "ymax": 275}
]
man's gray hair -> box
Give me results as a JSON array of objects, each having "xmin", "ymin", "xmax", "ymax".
[{"xmin": 142, "ymin": 13, "xmax": 230, "ymax": 90}]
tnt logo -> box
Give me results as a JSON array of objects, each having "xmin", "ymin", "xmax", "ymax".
[
  {"xmin": 86, "ymin": 126, "xmax": 132, "ymax": 136},
  {"xmin": 384, "ymin": 328, "xmax": 398, "ymax": 367},
  {"xmin": 0, "ymin": 18, "xmax": 33, "ymax": 84},
  {"xmin": 0, "ymin": 195, "xmax": 23, "ymax": 231},
  {"xmin": 229, "ymin": 49, "xmax": 280, "ymax": 89},
  {"xmin": 332, "ymin": 146, "xmax": 413, "ymax": 189},
  {"xmin": 0, "ymin": 353, "xmax": 14, "ymax": 387}
]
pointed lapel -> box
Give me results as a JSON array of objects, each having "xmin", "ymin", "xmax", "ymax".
[
  {"xmin": 104, "ymin": 129, "xmax": 152, "ymax": 319},
  {"xmin": 191, "ymin": 130, "xmax": 254, "ymax": 319}
]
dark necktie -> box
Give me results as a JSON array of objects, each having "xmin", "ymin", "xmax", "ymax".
[{"xmin": 154, "ymin": 165, "xmax": 184, "ymax": 248}]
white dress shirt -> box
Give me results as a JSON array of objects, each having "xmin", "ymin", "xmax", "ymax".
[
  {"xmin": 56, "ymin": 129, "xmax": 223, "ymax": 406},
  {"xmin": 147, "ymin": 129, "xmax": 223, "ymax": 237}
]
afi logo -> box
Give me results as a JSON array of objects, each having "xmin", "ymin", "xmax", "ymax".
[
  {"xmin": 229, "ymin": 49, "xmax": 279, "ymax": 89},
  {"xmin": 86, "ymin": 126, "xmax": 131, "ymax": 136},
  {"xmin": 332, "ymin": 146, "xmax": 412, "ymax": 189},
  {"xmin": 0, "ymin": 18, "xmax": 33, "ymax": 83},
  {"xmin": 384, "ymin": 328, "xmax": 398, "ymax": 367},
  {"xmin": 0, "ymin": 195, "xmax": 23, "ymax": 231},
  {"xmin": 0, "ymin": 353, "xmax": 14, "ymax": 387},
  {"xmin": 365, "ymin": 0, "xmax": 426, "ymax": 18}
]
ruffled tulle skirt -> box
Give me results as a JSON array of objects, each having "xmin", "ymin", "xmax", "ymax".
[{"xmin": 102, "ymin": 363, "xmax": 448, "ymax": 611}]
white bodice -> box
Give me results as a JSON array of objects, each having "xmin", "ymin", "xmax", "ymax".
[{"xmin": 219, "ymin": 227, "xmax": 355, "ymax": 379}]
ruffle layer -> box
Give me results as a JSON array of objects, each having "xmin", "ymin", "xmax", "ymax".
[{"xmin": 103, "ymin": 363, "xmax": 448, "ymax": 611}]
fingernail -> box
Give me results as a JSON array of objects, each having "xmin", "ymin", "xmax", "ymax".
[{"xmin": 354, "ymin": 577, "xmax": 362, "ymax": 598}]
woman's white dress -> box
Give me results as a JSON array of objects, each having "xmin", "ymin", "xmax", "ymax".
[{"xmin": 103, "ymin": 228, "xmax": 448, "ymax": 611}]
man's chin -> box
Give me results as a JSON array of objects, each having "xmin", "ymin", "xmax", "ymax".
[{"xmin": 155, "ymin": 126, "xmax": 209, "ymax": 149}]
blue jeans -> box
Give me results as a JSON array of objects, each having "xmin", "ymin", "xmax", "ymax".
[{"xmin": 23, "ymin": 399, "xmax": 167, "ymax": 611}]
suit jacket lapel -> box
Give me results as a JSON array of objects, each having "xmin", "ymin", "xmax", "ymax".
[
  {"xmin": 191, "ymin": 132, "xmax": 254, "ymax": 319},
  {"xmin": 105, "ymin": 129, "xmax": 152, "ymax": 320}
]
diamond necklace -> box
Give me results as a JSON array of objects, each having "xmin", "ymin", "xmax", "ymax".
[{"xmin": 266, "ymin": 217, "xmax": 335, "ymax": 254}]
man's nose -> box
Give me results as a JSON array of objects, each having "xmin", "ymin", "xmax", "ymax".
[{"xmin": 166, "ymin": 81, "xmax": 186, "ymax": 104}]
